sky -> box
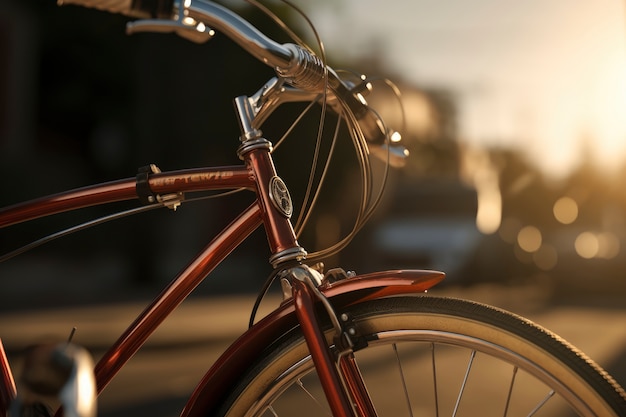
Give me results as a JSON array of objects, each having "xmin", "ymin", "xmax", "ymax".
[{"xmin": 293, "ymin": 0, "xmax": 626, "ymax": 178}]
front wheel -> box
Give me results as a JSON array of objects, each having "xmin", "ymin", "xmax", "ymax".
[{"xmin": 218, "ymin": 296, "xmax": 626, "ymax": 417}]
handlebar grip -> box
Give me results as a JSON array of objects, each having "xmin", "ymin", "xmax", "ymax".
[{"xmin": 57, "ymin": 0, "xmax": 174, "ymax": 19}]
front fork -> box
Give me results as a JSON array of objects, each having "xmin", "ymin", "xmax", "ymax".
[{"xmin": 287, "ymin": 265, "xmax": 377, "ymax": 417}]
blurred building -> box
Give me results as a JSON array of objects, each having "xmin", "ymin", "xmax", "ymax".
[{"xmin": 335, "ymin": 82, "xmax": 482, "ymax": 283}]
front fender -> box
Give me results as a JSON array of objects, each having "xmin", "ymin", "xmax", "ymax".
[{"xmin": 181, "ymin": 269, "xmax": 444, "ymax": 417}]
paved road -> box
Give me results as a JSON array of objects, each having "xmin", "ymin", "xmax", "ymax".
[{"xmin": 1, "ymin": 285, "xmax": 624, "ymax": 416}]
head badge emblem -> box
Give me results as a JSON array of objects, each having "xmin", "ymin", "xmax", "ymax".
[{"xmin": 269, "ymin": 176, "xmax": 293, "ymax": 218}]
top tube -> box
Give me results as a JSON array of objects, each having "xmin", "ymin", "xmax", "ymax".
[{"xmin": 0, "ymin": 166, "xmax": 254, "ymax": 229}]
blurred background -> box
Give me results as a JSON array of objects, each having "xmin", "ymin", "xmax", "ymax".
[{"xmin": 0, "ymin": 0, "xmax": 625, "ymax": 415}]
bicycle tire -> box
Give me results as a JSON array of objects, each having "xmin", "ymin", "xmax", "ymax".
[{"xmin": 217, "ymin": 296, "xmax": 626, "ymax": 417}]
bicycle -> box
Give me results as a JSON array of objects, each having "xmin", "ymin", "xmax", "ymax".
[{"xmin": 1, "ymin": 0, "xmax": 625, "ymax": 416}]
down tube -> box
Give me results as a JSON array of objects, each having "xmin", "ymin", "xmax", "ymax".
[{"xmin": 94, "ymin": 203, "xmax": 263, "ymax": 394}]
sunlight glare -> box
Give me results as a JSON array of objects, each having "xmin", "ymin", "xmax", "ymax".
[
  {"xmin": 307, "ymin": 1, "xmax": 626, "ymax": 176},
  {"xmin": 586, "ymin": 35, "xmax": 626, "ymax": 169},
  {"xmin": 476, "ymin": 184, "xmax": 501, "ymax": 235},
  {"xmin": 183, "ymin": 16, "xmax": 196, "ymax": 26},
  {"xmin": 461, "ymin": 148, "xmax": 502, "ymax": 234}
]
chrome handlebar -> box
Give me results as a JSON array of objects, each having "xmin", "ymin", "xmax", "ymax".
[
  {"xmin": 59, "ymin": 0, "xmax": 326, "ymax": 90},
  {"xmin": 57, "ymin": 0, "xmax": 407, "ymax": 162},
  {"xmin": 58, "ymin": 0, "xmax": 332, "ymax": 92}
]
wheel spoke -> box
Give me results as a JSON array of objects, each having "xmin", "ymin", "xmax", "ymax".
[
  {"xmin": 526, "ymin": 390, "xmax": 555, "ymax": 417},
  {"xmin": 502, "ymin": 366, "xmax": 518, "ymax": 417},
  {"xmin": 296, "ymin": 378, "xmax": 332, "ymax": 417},
  {"xmin": 223, "ymin": 298, "xmax": 622, "ymax": 417},
  {"xmin": 392, "ymin": 343, "xmax": 414, "ymax": 417},
  {"xmin": 452, "ymin": 350, "xmax": 476, "ymax": 417},
  {"xmin": 430, "ymin": 342, "xmax": 440, "ymax": 417}
]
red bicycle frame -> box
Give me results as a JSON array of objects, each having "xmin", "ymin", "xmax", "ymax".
[
  {"xmin": 0, "ymin": 1, "xmax": 444, "ymax": 414},
  {"xmin": 0, "ymin": 145, "xmax": 444, "ymax": 417}
]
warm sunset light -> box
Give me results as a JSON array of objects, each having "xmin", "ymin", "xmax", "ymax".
[
  {"xmin": 307, "ymin": 0, "xmax": 626, "ymax": 178},
  {"xmin": 462, "ymin": 150, "xmax": 502, "ymax": 235}
]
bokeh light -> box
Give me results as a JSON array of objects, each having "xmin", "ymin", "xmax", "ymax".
[
  {"xmin": 596, "ymin": 232, "xmax": 620, "ymax": 259},
  {"xmin": 553, "ymin": 196, "xmax": 578, "ymax": 224},
  {"xmin": 575, "ymin": 232, "xmax": 599, "ymax": 259},
  {"xmin": 517, "ymin": 226, "xmax": 542, "ymax": 253}
]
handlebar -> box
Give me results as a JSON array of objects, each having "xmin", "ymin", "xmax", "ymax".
[
  {"xmin": 57, "ymin": 0, "xmax": 405, "ymax": 154},
  {"xmin": 58, "ymin": 0, "xmax": 325, "ymax": 90}
]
